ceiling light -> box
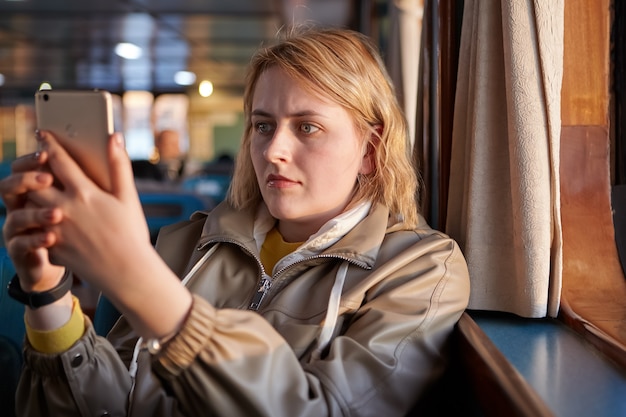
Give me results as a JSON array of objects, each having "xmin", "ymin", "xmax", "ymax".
[
  {"xmin": 199, "ymin": 80, "xmax": 213, "ymax": 97},
  {"xmin": 39, "ymin": 82, "xmax": 52, "ymax": 90},
  {"xmin": 115, "ymin": 42, "xmax": 142, "ymax": 60},
  {"xmin": 174, "ymin": 71, "xmax": 196, "ymax": 86}
]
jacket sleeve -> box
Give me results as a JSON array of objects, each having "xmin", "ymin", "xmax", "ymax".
[
  {"xmin": 16, "ymin": 317, "xmax": 133, "ymax": 417},
  {"xmin": 151, "ymin": 234, "xmax": 471, "ymax": 417}
]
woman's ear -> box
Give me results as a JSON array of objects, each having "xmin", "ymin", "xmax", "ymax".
[{"xmin": 359, "ymin": 125, "xmax": 381, "ymax": 175}]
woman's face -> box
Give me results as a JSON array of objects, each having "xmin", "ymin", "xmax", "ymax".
[{"xmin": 250, "ymin": 67, "xmax": 373, "ymax": 242}]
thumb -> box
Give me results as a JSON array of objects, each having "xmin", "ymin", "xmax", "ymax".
[{"xmin": 107, "ymin": 133, "xmax": 135, "ymax": 199}]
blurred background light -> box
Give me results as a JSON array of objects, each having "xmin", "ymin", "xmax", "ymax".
[
  {"xmin": 115, "ymin": 42, "xmax": 143, "ymax": 60},
  {"xmin": 199, "ymin": 80, "xmax": 214, "ymax": 97},
  {"xmin": 174, "ymin": 71, "xmax": 196, "ymax": 86}
]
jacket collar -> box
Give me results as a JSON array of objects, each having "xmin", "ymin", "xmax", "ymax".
[{"xmin": 194, "ymin": 200, "xmax": 394, "ymax": 270}]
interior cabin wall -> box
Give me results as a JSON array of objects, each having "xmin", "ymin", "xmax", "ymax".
[{"xmin": 558, "ymin": 0, "xmax": 626, "ymax": 368}]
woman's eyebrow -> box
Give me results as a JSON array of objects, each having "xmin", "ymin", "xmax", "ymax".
[
  {"xmin": 251, "ymin": 109, "xmax": 272, "ymax": 117},
  {"xmin": 251, "ymin": 109, "xmax": 329, "ymax": 118}
]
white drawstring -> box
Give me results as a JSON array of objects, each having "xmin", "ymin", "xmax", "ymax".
[
  {"xmin": 181, "ymin": 244, "xmax": 220, "ymax": 287},
  {"xmin": 311, "ymin": 261, "xmax": 349, "ymax": 360}
]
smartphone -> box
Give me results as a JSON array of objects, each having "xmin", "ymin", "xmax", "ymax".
[{"xmin": 35, "ymin": 89, "xmax": 114, "ymax": 191}]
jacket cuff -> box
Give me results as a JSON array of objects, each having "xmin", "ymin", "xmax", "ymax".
[
  {"xmin": 153, "ymin": 294, "xmax": 215, "ymax": 375},
  {"xmin": 22, "ymin": 316, "xmax": 96, "ymax": 377}
]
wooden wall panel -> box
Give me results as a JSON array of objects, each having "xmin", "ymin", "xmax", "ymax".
[
  {"xmin": 561, "ymin": 0, "xmax": 610, "ymax": 126},
  {"xmin": 560, "ymin": 0, "xmax": 626, "ymax": 365}
]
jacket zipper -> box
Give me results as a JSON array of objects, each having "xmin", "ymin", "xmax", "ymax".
[
  {"xmin": 256, "ymin": 254, "xmax": 370, "ymax": 311},
  {"xmin": 249, "ymin": 274, "xmax": 271, "ymax": 310},
  {"xmin": 198, "ymin": 239, "xmax": 370, "ymax": 312}
]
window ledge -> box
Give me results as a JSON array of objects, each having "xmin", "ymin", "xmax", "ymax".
[{"xmin": 456, "ymin": 311, "xmax": 626, "ymax": 417}]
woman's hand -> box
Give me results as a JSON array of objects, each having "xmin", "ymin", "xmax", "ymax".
[
  {"xmin": 28, "ymin": 131, "xmax": 192, "ymax": 339},
  {"xmin": 27, "ymin": 131, "xmax": 151, "ymax": 292},
  {"xmin": 0, "ymin": 149, "xmax": 65, "ymax": 292},
  {"xmin": 3, "ymin": 130, "xmax": 192, "ymax": 339}
]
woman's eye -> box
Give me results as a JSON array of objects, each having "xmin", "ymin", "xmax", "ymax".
[
  {"xmin": 255, "ymin": 122, "xmax": 272, "ymax": 134},
  {"xmin": 300, "ymin": 123, "xmax": 319, "ymax": 134}
]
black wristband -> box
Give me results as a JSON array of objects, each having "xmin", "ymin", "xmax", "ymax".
[{"xmin": 7, "ymin": 269, "xmax": 73, "ymax": 309}]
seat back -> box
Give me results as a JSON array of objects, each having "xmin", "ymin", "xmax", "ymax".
[
  {"xmin": 0, "ymin": 335, "xmax": 20, "ymax": 417},
  {"xmin": 0, "ymin": 248, "xmax": 23, "ymax": 416},
  {"xmin": 0, "ymin": 248, "xmax": 24, "ymax": 350},
  {"xmin": 93, "ymin": 294, "xmax": 121, "ymax": 337},
  {"xmin": 139, "ymin": 191, "xmax": 213, "ymax": 244}
]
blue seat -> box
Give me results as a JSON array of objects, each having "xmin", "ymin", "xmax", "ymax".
[
  {"xmin": 0, "ymin": 160, "xmax": 11, "ymax": 248},
  {"xmin": 93, "ymin": 295, "xmax": 121, "ymax": 337},
  {"xmin": 0, "ymin": 248, "xmax": 22, "ymax": 416},
  {"xmin": 0, "ymin": 200, "xmax": 6, "ymax": 248},
  {"xmin": 139, "ymin": 191, "xmax": 213, "ymax": 244},
  {"xmin": 181, "ymin": 174, "xmax": 231, "ymax": 203},
  {"xmin": 0, "ymin": 248, "xmax": 24, "ymax": 350},
  {"xmin": 0, "ymin": 335, "xmax": 20, "ymax": 417}
]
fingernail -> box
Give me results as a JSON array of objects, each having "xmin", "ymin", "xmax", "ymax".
[
  {"xmin": 39, "ymin": 233, "xmax": 50, "ymax": 245},
  {"xmin": 43, "ymin": 209, "xmax": 57, "ymax": 221},
  {"xmin": 35, "ymin": 130, "xmax": 43, "ymax": 142},
  {"xmin": 36, "ymin": 173, "xmax": 49, "ymax": 183}
]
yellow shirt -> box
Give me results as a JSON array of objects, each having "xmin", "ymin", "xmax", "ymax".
[{"xmin": 260, "ymin": 227, "xmax": 303, "ymax": 274}]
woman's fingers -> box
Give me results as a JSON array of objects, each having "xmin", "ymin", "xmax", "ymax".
[
  {"xmin": 3, "ymin": 206, "xmax": 62, "ymax": 246},
  {"xmin": 107, "ymin": 133, "xmax": 135, "ymax": 199},
  {"xmin": 4, "ymin": 206, "xmax": 62, "ymax": 235},
  {"xmin": 3, "ymin": 209, "xmax": 60, "ymax": 281},
  {"xmin": 37, "ymin": 130, "xmax": 93, "ymax": 194},
  {"xmin": 0, "ymin": 169, "xmax": 55, "ymax": 210},
  {"xmin": 6, "ymin": 229, "xmax": 56, "ymax": 254},
  {"xmin": 104, "ymin": 133, "xmax": 150, "ymax": 239},
  {"xmin": 10, "ymin": 149, "xmax": 48, "ymax": 173},
  {"xmin": 0, "ymin": 143, "xmax": 52, "ymax": 210},
  {"xmin": 37, "ymin": 130, "xmax": 136, "ymax": 201}
]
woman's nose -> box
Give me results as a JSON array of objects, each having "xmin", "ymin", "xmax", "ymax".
[{"xmin": 263, "ymin": 126, "xmax": 292, "ymax": 162}]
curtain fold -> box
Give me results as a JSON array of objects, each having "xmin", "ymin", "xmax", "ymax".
[
  {"xmin": 386, "ymin": 0, "xmax": 425, "ymax": 148},
  {"xmin": 446, "ymin": 0, "xmax": 563, "ymax": 318}
]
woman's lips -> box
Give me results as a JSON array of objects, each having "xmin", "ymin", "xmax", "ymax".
[{"xmin": 267, "ymin": 174, "xmax": 299, "ymax": 188}]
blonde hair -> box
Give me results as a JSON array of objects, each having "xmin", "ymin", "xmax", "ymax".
[{"xmin": 228, "ymin": 27, "xmax": 419, "ymax": 227}]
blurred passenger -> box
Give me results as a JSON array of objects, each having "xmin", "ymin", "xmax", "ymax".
[
  {"xmin": 151, "ymin": 129, "xmax": 185, "ymax": 181},
  {"xmin": 132, "ymin": 129, "xmax": 200, "ymax": 183},
  {"xmin": 1, "ymin": 27, "xmax": 470, "ymax": 416},
  {"xmin": 130, "ymin": 158, "xmax": 164, "ymax": 182}
]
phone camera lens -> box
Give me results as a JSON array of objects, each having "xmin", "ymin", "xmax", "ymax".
[{"xmin": 43, "ymin": 94, "xmax": 49, "ymax": 102}]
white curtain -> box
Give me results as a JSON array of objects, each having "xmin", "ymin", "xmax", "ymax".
[
  {"xmin": 385, "ymin": 0, "xmax": 425, "ymax": 148},
  {"xmin": 446, "ymin": 0, "xmax": 564, "ymax": 318}
]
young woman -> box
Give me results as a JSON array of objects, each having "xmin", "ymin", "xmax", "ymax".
[{"xmin": 1, "ymin": 28, "xmax": 470, "ymax": 416}]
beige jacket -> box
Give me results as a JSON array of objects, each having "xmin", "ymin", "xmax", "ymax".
[{"xmin": 17, "ymin": 202, "xmax": 470, "ymax": 417}]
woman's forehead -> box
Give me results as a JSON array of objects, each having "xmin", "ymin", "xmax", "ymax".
[{"xmin": 251, "ymin": 67, "xmax": 341, "ymax": 112}]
